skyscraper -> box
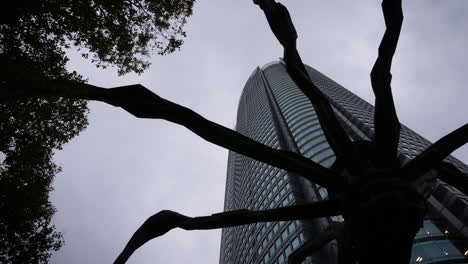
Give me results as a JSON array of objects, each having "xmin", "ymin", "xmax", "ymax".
[{"xmin": 219, "ymin": 61, "xmax": 468, "ymax": 264}]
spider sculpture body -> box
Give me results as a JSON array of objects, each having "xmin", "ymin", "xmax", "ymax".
[
  {"xmin": 1, "ymin": 0, "xmax": 467, "ymax": 263},
  {"xmin": 340, "ymin": 167, "xmax": 428, "ymax": 263}
]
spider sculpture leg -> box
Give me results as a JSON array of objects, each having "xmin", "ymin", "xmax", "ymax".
[
  {"xmin": 0, "ymin": 81, "xmax": 344, "ymax": 190},
  {"xmin": 114, "ymin": 199, "xmax": 342, "ymax": 264},
  {"xmin": 404, "ymin": 124, "xmax": 468, "ymax": 195},
  {"xmin": 254, "ymin": 0, "xmax": 362, "ymax": 174},
  {"xmin": 370, "ymin": 0, "xmax": 403, "ymax": 168},
  {"xmin": 436, "ymin": 161, "xmax": 468, "ymax": 196},
  {"xmin": 287, "ymin": 222, "xmax": 345, "ymax": 264}
]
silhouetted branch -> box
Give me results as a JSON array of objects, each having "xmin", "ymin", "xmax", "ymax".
[
  {"xmin": 115, "ymin": 199, "xmax": 342, "ymax": 264},
  {"xmin": 370, "ymin": 0, "xmax": 403, "ymax": 167},
  {"xmin": 1, "ymin": 80, "xmax": 344, "ymax": 189},
  {"xmin": 405, "ymin": 124, "xmax": 468, "ymax": 192},
  {"xmin": 288, "ymin": 221, "xmax": 345, "ymax": 264},
  {"xmin": 255, "ymin": 0, "xmax": 361, "ymax": 174}
]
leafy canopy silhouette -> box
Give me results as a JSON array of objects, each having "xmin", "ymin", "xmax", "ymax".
[{"xmin": 1, "ymin": 0, "xmax": 195, "ymax": 75}]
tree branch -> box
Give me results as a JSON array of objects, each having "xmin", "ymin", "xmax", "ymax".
[
  {"xmin": 114, "ymin": 199, "xmax": 342, "ymax": 264},
  {"xmin": 1, "ymin": 80, "xmax": 344, "ymax": 189},
  {"xmin": 254, "ymin": 0, "xmax": 361, "ymax": 174},
  {"xmin": 370, "ymin": 0, "xmax": 403, "ymax": 168}
]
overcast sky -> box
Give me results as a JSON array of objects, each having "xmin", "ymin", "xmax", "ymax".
[{"xmin": 49, "ymin": 1, "xmax": 468, "ymax": 263}]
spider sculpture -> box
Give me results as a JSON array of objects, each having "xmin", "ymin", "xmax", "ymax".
[{"xmin": 1, "ymin": 0, "xmax": 467, "ymax": 263}]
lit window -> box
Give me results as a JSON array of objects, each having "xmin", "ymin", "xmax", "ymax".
[{"xmin": 438, "ymin": 241, "xmax": 461, "ymax": 256}]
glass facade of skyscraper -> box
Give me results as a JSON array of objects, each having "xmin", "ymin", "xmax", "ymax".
[{"xmin": 219, "ymin": 61, "xmax": 468, "ymax": 264}]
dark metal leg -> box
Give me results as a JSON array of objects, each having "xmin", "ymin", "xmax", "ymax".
[
  {"xmin": 288, "ymin": 222, "xmax": 344, "ymax": 264},
  {"xmin": 405, "ymin": 123, "xmax": 468, "ymax": 191},
  {"xmin": 371, "ymin": 0, "xmax": 403, "ymax": 168},
  {"xmin": 254, "ymin": 0, "xmax": 360, "ymax": 174},
  {"xmin": 115, "ymin": 200, "xmax": 342, "ymax": 264}
]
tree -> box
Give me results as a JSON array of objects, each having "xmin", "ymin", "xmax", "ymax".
[
  {"xmin": 1, "ymin": 0, "xmax": 195, "ymax": 262},
  {"xmin": 0, "ymin": 55, "xmax": 88, "ymax": 264},
  {"xmin": 1, "ymin": 0, "xmax": 467, "ymax": 263},
  {"xmin": 1, "ymin": 0, "xmax": 195, "ymax": 75}
]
